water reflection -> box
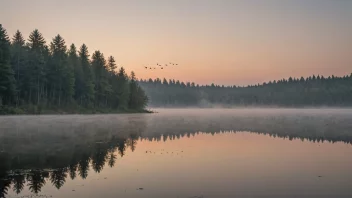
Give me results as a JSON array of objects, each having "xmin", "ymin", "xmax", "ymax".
[
  {"xmin": 1, "ymin": 131, "xmax": 352, "ymax": 196},
  {"xmin": 0, "ymin": 109, "xmax": 352, "ymax": 197},
  {"xmin": 0, "ymin": 133, "xmax": 137, "ymax": 196}
]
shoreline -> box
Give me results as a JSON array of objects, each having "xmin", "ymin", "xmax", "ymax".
[{"xmin": 0, "ymin": 106, "xmax": 154, "ymax": 115}]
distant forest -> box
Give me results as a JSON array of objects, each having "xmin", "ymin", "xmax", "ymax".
[
  {"xmin": 0, "ymin": 24, "xmax": 148, "ymax": 114},
  {"xmin": 139, "ymin": 73, "xmax": 352, "ymax": 107}
]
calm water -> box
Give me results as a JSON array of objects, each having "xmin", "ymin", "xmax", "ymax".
[{"xmin": 1, "ymin": 108, "xmax": 352, "ymax": 198}]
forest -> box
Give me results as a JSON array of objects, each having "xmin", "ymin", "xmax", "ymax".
[
  {"xmin": 1, "ymin": 24, "xmax": 351, "ymax": 113},
  {"xmin": 139, "ymin": 73, "xmax": 352, "ymax": 107},
  {"xmin": 0, "ymin": 24, "xmax": 148, "ymax": 114}
]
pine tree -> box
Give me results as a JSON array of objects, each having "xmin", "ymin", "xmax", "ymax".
[
  {"xmin": 129, "ymin": 72, "xmax": 148, "ymax": 110},
  {"xmin": 11, "ymin": 30, "xmax": 26, "ymax": 105},
  {"xmin": 107, "ymin": 56, "xmax": 118, "ymax": 108},
  {"xmin": 162, "ymin": 78, "xmax": 168, "ymax": 85},
  {"xmin": 91, "ymin": 51, "xmax": 111, "ymax": 107},
  {"xmin": 107, "ymin": 56, "xmax": 117, "ymax": 74},
  {"xmin": 135, "ymin": 85, "xmax": 148, "ymax": 109},
  {"xmin": 0, "ymin": 24, "xmax": 16, "ymax": 106},
  {"xmin": 116, "ymin": 67, "xmax": 130, "ymax": 109},
  {"xmin": 48, "ymin": 35, "xmax": 73, "ymax": 106},
  {"xmin": 27, "ymin": 29, "xmax": 46, "ymax": 105},
  {"xmin": 62, "ymin": 43, "xmax": 75, "ymax": 104},
  {"xmin": 68, "ymin": 44, "xmax": 83, "ymax": 104},
  {"xmin": 128, "ymin": 71, "xmax": 138, "ymax": 108},
  {"xmin": 79, "ymin": 44, "xmax": 94, "ymax": 106}
]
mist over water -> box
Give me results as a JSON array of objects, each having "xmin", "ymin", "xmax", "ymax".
[{"xmin": 1, "ymin": 108, "xmax": 352, "ymax": 198}]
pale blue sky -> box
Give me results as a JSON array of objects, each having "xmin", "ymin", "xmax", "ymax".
[{"xmin": 1, "ymin": 0, "xmax": 351, "ymax": 85}]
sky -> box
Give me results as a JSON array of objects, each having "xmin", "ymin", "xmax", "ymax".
[{"xmin": 1, "ymin": 0, "xmax": 351, "ymax": 85}]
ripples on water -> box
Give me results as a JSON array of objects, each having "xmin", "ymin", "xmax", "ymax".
[{"xmin": 0, "ymin": 108, "xmax": 352, "ymax": 198}]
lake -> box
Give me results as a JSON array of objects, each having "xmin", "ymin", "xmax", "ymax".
[{"xmin": 1, "ymin": 108, "xmax": 352, "ymax": 198}]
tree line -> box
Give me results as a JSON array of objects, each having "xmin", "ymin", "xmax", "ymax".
[
  {"xmin": 0, "ymin": 24, "xmax": 148, "ymax": 114},
  {"xmin": 138, "ymin": 73, "xmax": 352, "ymax": 107}
]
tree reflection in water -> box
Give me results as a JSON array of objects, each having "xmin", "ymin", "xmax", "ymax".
[{"xmin": 1, "ymin": 112, "xmax": 352, "ymax": 196}]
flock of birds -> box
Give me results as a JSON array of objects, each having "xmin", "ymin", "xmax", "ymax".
[
  {"xmin": 144, "ymin": 62, "xmax": 179, "ymax": 70},
  {"xmin": 145, "ymin": 149, "xmax": 184, "ymax": 155}
]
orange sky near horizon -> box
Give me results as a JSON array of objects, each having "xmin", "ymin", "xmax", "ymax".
[{"xmin": 1, "ymin": 0, "xmax": 351, "ymax": 86}]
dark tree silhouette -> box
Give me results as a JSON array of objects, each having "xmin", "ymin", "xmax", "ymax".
[
  {"xmin": 0, "ymin": 179, "xmax": 11, "ymax": 198},
  {"xmin": 69, "ymin": 163, "xmax": 78, "ymax": 180},
  {"xmin": 48, "ymin": 34, "xmax": 74, "ymax": 106},
  {"xmin": 127, "ymin": 133, "xmax": 139, "ymax": 152},
  {"xmin": 12, "ymin": 172, "xmax": 26, "ymax": 194},
  {"xmin": 27, "ymin": 170, "xmax": 47, "ymax": 194},
  {"xmin": 0, "ymin": 24, "xmax": 148, "ymax": 114},
  {"xmin": 91, "ymin": 144, "xmax": 108, "ymax": 173},
  {"xmin": 50, "ymin": 168, "xmax": 67, "ymax": 189},
  {"xmin": 107, "ymin": 152, "xmax": 117, "ymax": 168},
  {"xmin": 116, "ymin": 67, "xmax": 130, "ymax": 110},
  {"xmin": 139, "ymin": 74, "xmax": 352, "ymax": 107},
  {"xmin": 10, "ymin": 30, "xmax": 26, "ymax": 105},
  {"xmin": 79, "ymin": 44, "xmax": 95, "ymax": 107},
  {"xmin": 69, "ymin": 44, "xmax": 83, "ymax": 104},
  {"xmin": 0, "ymin": 24, "xmax": 16, "ymax": 106},
  {"xmin": 117, "ymin": 138, "xmax": 127, "ymax": 157},
  {"xmin": 78, "ymin": 154, "xmax": 90, "ymax": 180},
  {"xmin": 26, "ymin": 29, "xmax": 46, "ymax": 106}
]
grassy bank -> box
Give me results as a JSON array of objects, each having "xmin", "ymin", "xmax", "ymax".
[{"xmin": 0, "ymin": 105, "xmax": 153, "ymax": 115}]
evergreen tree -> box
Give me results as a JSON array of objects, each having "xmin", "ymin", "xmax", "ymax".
[
  {"xmin": 129, "ymin": 71, "xmax": 148, "ymax": 110},
  {"xmin": 116, "ymin": 67, "xmax": 130, "ymax": 109},
  {"xmin": 128, "ymin": 71, "xmax": 138, "ymax": 108},
  {"xmin": 107, "ymin": 56, "xmax": 119, "ymax": 108},
  {"xmin": 11, "ymin": 30, "xmax": 26, "ymax": 104},
  {"xmin": 0, "ymin": 24, "xmax": 16, "ymax": 106},
  {"xmin": 26, "ymin": 29, "xmax": 46, "ymax": 105},
  {"xmin": 79, "ymin": 44, "xmax": 95, "ymax": 106},
  {"xmin": 107, "ymin": 55, "xmax": 117, "ymax": 74},
  {"xmin": 68, "ymin": 44, "xmax": 83, "ymax": 104},
  {"xmin": 91, "ymin": 51, "xmax": 111, "ymax": 107},
  {"xmin": 162, "ymin": 78, "xmax": 168, "ymax": 85},
  {"xmin": 48, "ymin": 35, "xmax": 73, "ymax": 106}
]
